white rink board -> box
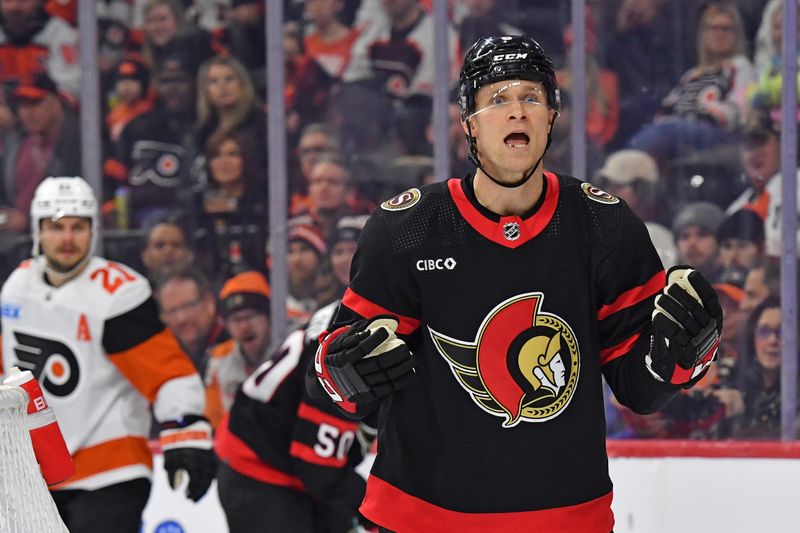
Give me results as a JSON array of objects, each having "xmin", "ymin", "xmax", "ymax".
[
  {"xmin": 610, "ymin": 456, "xmax": 800, "ymax": 533},
  {"xmin": 140, "ymin": 454, "xmax": 800, "ymax": 532},
  {"xmin": 140, "ymin": 454, "xmax": 227, "ymax": 533}
]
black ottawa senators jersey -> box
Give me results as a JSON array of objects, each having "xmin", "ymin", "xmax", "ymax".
[
  {"xmin": 215, "ymin": 302, "xmax": 369, "ymax": 526},
  {"xmin": 329, "ymin": 172, "xmax": 679, "ymax": 532}
]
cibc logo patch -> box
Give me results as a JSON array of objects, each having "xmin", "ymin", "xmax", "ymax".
[{"xmin": 416, "ymin": 258, "xmax": 457, "ymax": 271}]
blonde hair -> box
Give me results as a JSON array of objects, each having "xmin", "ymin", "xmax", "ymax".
[
  {"xmin": 698, "ymin": 2, "xmax": 747, "ymax": 66},
  {"xmin": 196, "ymin": 55, "xmax": 260, "ymax": 146}
]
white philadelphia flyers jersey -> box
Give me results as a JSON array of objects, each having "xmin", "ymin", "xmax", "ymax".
[{"xmin": 0, "ymin": 257, "xmax": 204, "ymax": 490}]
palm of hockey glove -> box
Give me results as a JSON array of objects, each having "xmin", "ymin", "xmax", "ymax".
[
  {"xmin": 159, "ymin": 416, "xmax": 217, "ymax": 502},
  {"xmin": 646, "ymin": 266, "xmax": 723, "ymax": 387},
  {"xmin": 315, "ymin": 315, "xmax": 416, "ymax": 406}
]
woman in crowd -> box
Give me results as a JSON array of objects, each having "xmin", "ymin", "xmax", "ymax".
[
  {"xmin": 195, "ymin": 132, "xmax": 267, "ymax": 283},
  {"xmin": 626, "ymin": 1, "xmax": 755, "ymax": 163},
  {"xmin": 734, "ymin": 296, "xmax": 798, "ymax": 439},
  {"xmin": 195, "ymin": 55, "xmax": 266, "ymax": 165}
]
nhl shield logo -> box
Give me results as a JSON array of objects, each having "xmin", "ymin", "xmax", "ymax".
[
  {"xmin": 503, "ymin": 222, "xmax": 521, "ymax": 241},
  {"xmin": 430, "ymin": 293, "xmax": 580, "ymax": 428}
]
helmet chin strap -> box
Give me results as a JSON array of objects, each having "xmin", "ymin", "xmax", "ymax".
[
  {"xmin": 41, "ymin": 251, "xmax": 92, "ymax": 285},
  {"xmin": 465, "ymin": 118, "xmax": 554, "ymax": 189},
  {"xmin": 34, "ymin": 223, "xmax": 96, "ymax": 285}
]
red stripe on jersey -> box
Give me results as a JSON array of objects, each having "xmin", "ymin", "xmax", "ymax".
[
  {"xmin": 360, "ymin": 475, "xmax": 614, "ymax": 533},
  {"xmin": 214, "ymin": 416, "xmax": 305, "ymax": 490},
  {"xmin": 600, "ymin": 332, "xmax": 642, "ymax": 365},
  {"xmin": 289, "ymin": 441, "xmax": 347, "ymax": 468},
  {"xmin": 297, "ymin": 402, "xmax": 359, "ymax": 432},
  {"xmin": 447, "ymin": 171, "xmax": 560, "ymax": 249},
  {"xmin": 597, "ymin": 271, "xmax": 666, "ymax": 321},
  {"xmin": 341, "ymin": 289, "xmax": 420, "ymax": 335}
]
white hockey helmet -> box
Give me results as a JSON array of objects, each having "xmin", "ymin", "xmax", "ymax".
[{"xmin": 30, "ymin": 176, "xmax": 99, "ymax": 257}]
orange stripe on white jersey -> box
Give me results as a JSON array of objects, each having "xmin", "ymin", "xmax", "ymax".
[
  {"xmin": 51, "ymin": 436, "xmax": 152, "ymax": 490},
  {"xmin": 109, "ymin": 328, "xmax": 197, "ymax": 403}
]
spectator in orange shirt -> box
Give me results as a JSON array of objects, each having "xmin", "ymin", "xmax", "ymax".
[
  {"xmin": 205, "ymin": 271, "xmax": 272, "ymax": 428},
  {"xmin": 303, "ymin": 0, "xmax": 361, "ymax": 80},
  {"xmin": 556, "ymin": 13, "xmax": 619, "ymax": 148}
]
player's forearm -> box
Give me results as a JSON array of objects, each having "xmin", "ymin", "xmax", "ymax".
[{"xmin": 603, "ymin": 332, "xmax": 680, "ymax": 415}]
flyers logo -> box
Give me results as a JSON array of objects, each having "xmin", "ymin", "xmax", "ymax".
[
  {"xmin": 430, "ymin": 293, "xmax": 579, "ymax": 427},
  {"xmin": 12, "ymin": 332, "xmax": 80, "ymax": 397}
]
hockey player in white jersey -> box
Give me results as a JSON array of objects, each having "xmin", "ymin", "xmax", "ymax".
[{"xmin": 0, "ymin": 177, "xmax": 216, "ymax": 533}]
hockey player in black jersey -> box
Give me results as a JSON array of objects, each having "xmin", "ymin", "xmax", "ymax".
[
  {"xmin": 215, "ymin": 220, "xmax": 375, "ymax": 533},
  {"xmin": 311, "ymin": 35, "xmax": 723, "ymax": 533}
]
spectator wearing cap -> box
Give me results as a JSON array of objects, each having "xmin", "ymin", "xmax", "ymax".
[
  {"xmin": 712, "ymin": 267, "xmax": 748, "ymax": 367},
  {"xmin": 205, "ymin": 271, "xmax": 272, "ymax": 428},
  {"xmin": 727, "ymin": 118, "xmax": 781, "ymax": 219},
  {"xmin": 717, "ymin": 209, "xmax": 765, "ymax": 271},
  {"xmin": 672, "ymin": 202, "xmax": 725, "ymax": 282},
  {"xmin": 287, "ymin": 222, "xmax": 327, "ymax": 331},
  {"xmin": 105, "ymin": 52, "xmax": 197, "ymax": 228},
  {"xmin": 0, "ymin": 71, "xmax": 81, "ymax": 232},
  {"xmin": 315, "ymin": 214, "xmax": 369, "ymax": 307},
  {"xmin": 106, "ymin": 56, "xmax": 153, "ymax": 142},
  {"xmin": 728, "ymin": 117, "xmax": 800, "ymax": 258},
  {"xmin": 596, "ymin": 150, "xmax": 662, "ymax": 222}
]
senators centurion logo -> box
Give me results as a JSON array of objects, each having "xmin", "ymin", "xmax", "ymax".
[{"xmin": 430, "ymin": 293, "xmax": 579, "ymax": 428}]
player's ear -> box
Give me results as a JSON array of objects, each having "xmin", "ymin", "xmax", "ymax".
[{"xmin": 461, "ymin": 117, "xmax": 477, "ymax": 137}]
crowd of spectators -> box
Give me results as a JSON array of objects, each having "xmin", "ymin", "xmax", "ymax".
[{"xmin": 0, "ymin": 0, "xmax": 798, "ymax": 444}]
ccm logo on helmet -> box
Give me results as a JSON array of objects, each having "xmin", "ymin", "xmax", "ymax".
[
  {"xmin": 416, "ymin": 258, "xmax": 457, "ymax": 271},
  {"xmin": 493, "ymin": 53, "xmax": 528, "ymax": 61}
]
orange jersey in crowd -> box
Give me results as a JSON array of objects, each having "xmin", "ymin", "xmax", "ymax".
[{"xmin": 304, "ymin": 28, "xmax": 361, "ymax": 79}]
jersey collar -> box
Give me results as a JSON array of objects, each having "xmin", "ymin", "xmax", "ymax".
[{"xmin": 447, "ymin": 171, "xmax": 560, "ymax": 249}]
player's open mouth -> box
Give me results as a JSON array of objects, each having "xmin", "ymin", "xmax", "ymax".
[{"xmin": 504, "ymin": 132, "xmax": 529, "ymax": 148}]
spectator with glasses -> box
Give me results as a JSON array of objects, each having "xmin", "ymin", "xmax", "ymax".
[
  {"xmin": 734, "ymin": 296, "xmax": 798, "ymax": 439},
  {"xmin": 156, "ymin": 265, "xmax": 228, "ymax": 376},
  {"xmin": 291, "ymin": 123, "xmax": 342, "ymax": 212}
]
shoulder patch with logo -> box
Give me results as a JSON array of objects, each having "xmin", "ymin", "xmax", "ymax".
[
  {"xmin": 581, "ymin": 182, "xmax": 618, "ymax": 205},
  {"xmin": 381, "ymin": 188, "xmax": 422, "ymax": 211}
]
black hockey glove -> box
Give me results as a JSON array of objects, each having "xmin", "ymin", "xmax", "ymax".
[
  {"xmin": 314, "ymin": 316, "xmax": 416, "ymax": 410},
  {"xmin": 645, "ymin": 266, "xmax": 723, "ymax": 387},
  {"xmin": 159, "ymin": 416, "xmax": 217, "ymax": 502}
]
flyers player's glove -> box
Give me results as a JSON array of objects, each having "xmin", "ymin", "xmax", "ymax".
[
  {"xmin": 315, "ymin": 316, "xmax": 416, "ymax": 408},
  {"xmin": 646, "ymin": 266, "xmax": 723, "ymax": 387},
  {"xmin": 159, "ymin": 416, "xmax": 217, "ymax": 502}
]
